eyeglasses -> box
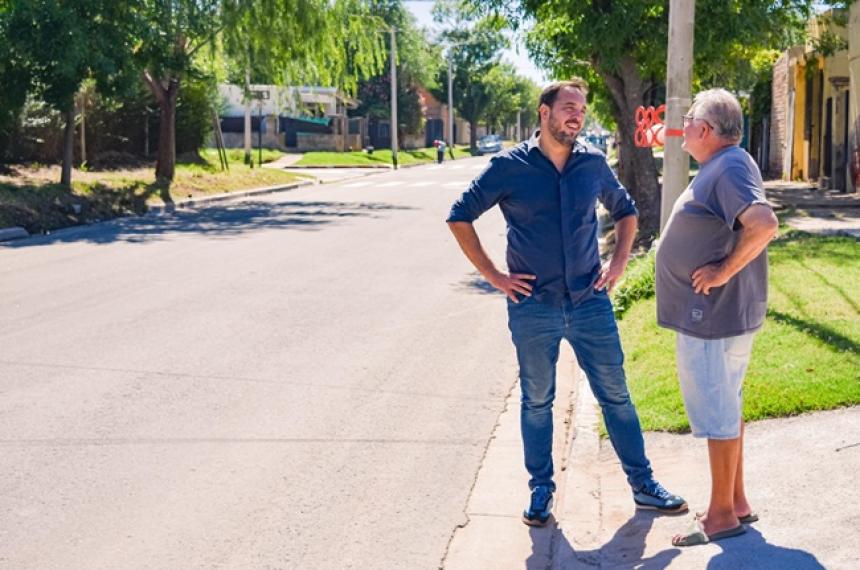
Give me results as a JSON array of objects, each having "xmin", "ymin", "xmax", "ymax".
[{"xmin": 682, "ymin": 114, "xmax": 713, "ymax": 128}]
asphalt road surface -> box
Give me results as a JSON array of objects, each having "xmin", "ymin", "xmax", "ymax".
[{"xmin": 0, "ymin": 156, "xmax": 520, "ymax": 569}]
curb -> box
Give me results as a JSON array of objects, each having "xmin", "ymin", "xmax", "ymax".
[{"xmin": 145, "ymin": 180, "xmax": 315, "ymax": 215}]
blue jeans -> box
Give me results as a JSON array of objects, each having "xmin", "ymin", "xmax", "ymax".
[{"xmin": 507, "ymin": 291, "xmax": 653, "ymax": 491}]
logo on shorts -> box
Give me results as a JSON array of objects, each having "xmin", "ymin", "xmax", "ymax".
[{"xmin": 691, "ymin": 308, "xmax": 704, "ymax": 322}]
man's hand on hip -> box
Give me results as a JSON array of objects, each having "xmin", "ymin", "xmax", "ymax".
[
  {"xmin": 691, "ymin": 262, "xmax": 729, "ymax": 295},
  {"xmin": 486, "ymin": 270, "xmax": 536, "ymax": 303},
  {"xmin": 594, "ymin": 256, "xmax": 628, "ymax": 293}
]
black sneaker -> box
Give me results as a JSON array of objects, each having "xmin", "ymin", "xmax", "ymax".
[
  {"xmin": 633, "ymin": 480, "xmax": 688, "ymax": 513},
  {"xmin": 522, "ymin": 485, "xmax": 554, "ymax": 527}
]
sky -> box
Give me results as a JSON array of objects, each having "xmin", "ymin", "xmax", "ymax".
[{"xmin": 402, "ymin": 1, "xmax": 549, "ymax": 85}]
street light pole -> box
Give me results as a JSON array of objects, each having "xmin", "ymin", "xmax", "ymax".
[
  {"xmin": 447, "ymin": 54, "xmax": 454, "ymax": 154},
  {"xmin": 661, "ymin": 0, "xmax": 695, "ymax": 230},
  {"xmin": 389, "ymin": 26, "xmax": 399, "ymax": 170}
]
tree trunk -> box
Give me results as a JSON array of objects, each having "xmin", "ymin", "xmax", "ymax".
[
  {"xmin": 469, "ymin": 120, "xmax": 477, "ymax": 154},
  {"xmin": 143, "ymin": 72, "xmax": 181, "ymax": 182},
  {"xmin": 600, "ymin": 56, "xmax": 661, "ymax": 241},
  {"xmin": 155, "ymin": 91, "xmax": 178, "ymax": 181},
  {"xmin": 60, "ymin": 105, "xmax": 74, "ymax": 187}
]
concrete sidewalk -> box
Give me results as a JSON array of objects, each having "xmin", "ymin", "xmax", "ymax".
[{"xmin": 444, "ymin": 359, "xmax": 860, "ymax": 569}]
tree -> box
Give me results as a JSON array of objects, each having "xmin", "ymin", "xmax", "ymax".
[
  {"xmin": 475, "ymin": 0, "xmax": 814, "ymax": 239},
  {"xmin": 352, "ymin": 1, "xmax": 441, "ymax": 139},
  {"xmin": 133, "ymin": 0, "xmax": 386, "ymax": 182},
  {"xmin": 433, "ymin": 3, "xmax": 509, "ymax": 152},
  {"xmin": 0, "ymin": 0, "xmax": 135, "ymax": 185},
  {"xmin": 481, "ymin": 63, "xmax": 526, "ymax": 134}
]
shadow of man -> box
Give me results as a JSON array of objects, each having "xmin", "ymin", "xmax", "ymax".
[
  {"xmin": 526, "ymin": 512, "xmax": 825, "ymax": 569},
  {"xmin": 531, "ymin": 511, "xmax": 682, "ymax": 569},
  {"xmin": 706, "ymin": 527, "xmax": 825, "ymax": 570}
]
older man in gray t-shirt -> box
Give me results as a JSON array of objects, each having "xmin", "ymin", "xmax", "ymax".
[{"xmin": 656, "ymin": 89, "xmax": 778, "ymax": 548}]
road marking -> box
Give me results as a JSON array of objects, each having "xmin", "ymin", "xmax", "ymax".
[
  {"xmin": 376, "ymin": 181, "xmax": 401, "ymax": 187},
  {"xmin": 409, "ymin": 181, "xmax": 435, "ymax": 187},
  {"xmin": 443, "ymin": 181, "xmax": 469, "ymax": 188},
  {"xmin": 341, "ymin": 181, "xmax": 373, "ymax": 188}
]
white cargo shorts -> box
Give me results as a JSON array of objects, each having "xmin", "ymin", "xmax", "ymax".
[{"xmin": 675, "ymin": 332, "xmax": 756, "ymax": 439}]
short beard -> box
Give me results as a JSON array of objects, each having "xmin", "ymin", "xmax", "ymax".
[{"xmin": 546, "ymin": 112, "xmax": 579, "ymax": 147}]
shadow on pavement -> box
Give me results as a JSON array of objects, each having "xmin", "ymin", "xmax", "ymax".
[
  {"xmin": 541, "ymin": 511, "xmax": 823, "ymax": 569},
  {"xmin": 454, "ymin": 272, "xmax": 505, "ymax": 296},
  {"xmin": 551, "ymin": 511, "xmax": 680, "ymax": 569},
  {"xmin": 1, "ymin": 200, "xmax": 414, "ymax": 248}
]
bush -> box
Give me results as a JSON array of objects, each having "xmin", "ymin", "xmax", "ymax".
[
  {"xmin": 612, "ymin": 248, "xmax": 656, "ymax": 319},
  {"xmin": 175, "ymin": 77, "xmax": 217, "ymax": 155}
]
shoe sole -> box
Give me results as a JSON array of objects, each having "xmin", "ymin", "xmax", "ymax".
[
  {"xmin": 635, "ymin": 501, "xmax": 689, "ymax": 514},
  {"xmin": 521, "ymin": 513, "xmax": 554, "ymax": 527}
]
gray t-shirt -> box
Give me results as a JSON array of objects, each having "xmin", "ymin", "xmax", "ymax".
[{"xmin": 656, "ymin": 145, "xmax": 770, "ymax": 339}]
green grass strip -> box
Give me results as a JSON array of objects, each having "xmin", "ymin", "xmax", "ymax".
[{"xmin": 616, "ymin": 232, "xmax": 860, "ymax": 433}]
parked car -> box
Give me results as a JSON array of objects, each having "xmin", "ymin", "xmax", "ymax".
[
  {"xmin": 476, "ymin": 134, "xmax": 503, "ymax": 155},
  {"xmin": 583, "ymin": 132, "xmax": 608, "ymax": 153}
]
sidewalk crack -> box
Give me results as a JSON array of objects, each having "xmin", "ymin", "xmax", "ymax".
[{"xmin": 438, "ymin": 374, "xmax": 520, "ymax": 569}]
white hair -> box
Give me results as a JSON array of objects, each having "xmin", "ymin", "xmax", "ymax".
[{"xmin": 691, "ymin": 88, "xmax": 743, "ymax": 143}]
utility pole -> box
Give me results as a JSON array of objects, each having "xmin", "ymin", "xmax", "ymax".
[
  {"xmin": 516, "ymin": 109, "xmax": 522, "ymax": 142},
  {"xmin": 448, "ymin": 53, "xmax": 454, "ymax": 154},
  {"xmin": 79, "ymin": 93, "xmax": 86, "ymax": 165},
  {"xmin": 661, "ymin": 0, "xmax": 695, "ymax": 230},
  {"xmin": 389, "ymin": 26, "xmax": 399, "ymax": 170},
  {"xmin": 244, "ymin": 67, "xmax": 252, "ymax": 167}
]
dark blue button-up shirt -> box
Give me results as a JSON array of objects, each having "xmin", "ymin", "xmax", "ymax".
[{"xmin": 446, "ymin": 132, "xmax": 638, "ymax": 307}]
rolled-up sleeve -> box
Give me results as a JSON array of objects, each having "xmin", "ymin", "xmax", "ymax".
[
  {"xmin": 446, "ymin": 157, "xmax": 508, "ymax": 223},
  {"xmin": 597, "ymin": 162, "xmax": 638, "ymax": 221}
]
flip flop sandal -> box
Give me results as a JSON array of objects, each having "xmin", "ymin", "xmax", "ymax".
[
  {"xmin": 695, "ymin": 510, "xmax": 759, "ymax": 524},
  {"xmin": 672, "ymin": 519, "xmax": 746, "ymax": 547}
]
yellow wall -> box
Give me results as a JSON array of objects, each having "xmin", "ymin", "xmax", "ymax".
[{"xmin": 792, "ymin": 63, "xmax": 808, "ymax": 180}]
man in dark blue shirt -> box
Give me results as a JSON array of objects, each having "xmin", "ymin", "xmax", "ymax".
[{"xmin": 447, "ymin": 79, "xmax": 687, "ymax": 526}]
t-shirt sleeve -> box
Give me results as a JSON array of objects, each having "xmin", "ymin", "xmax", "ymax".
[
  {"xmin": 597, "ymin": 161, "xmax": 638, "ymax": 221},
  {"xmin": 446, "ymin": 156, "xmax": 508, "ymax": 223},
  {"xmin": 710, "ymin": 166, "xmax": 769, "ymax": 229}
]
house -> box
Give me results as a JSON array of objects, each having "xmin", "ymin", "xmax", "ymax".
[
  {"xmin": 361, "ymin": 86, "xmax": 471, "ymax": 151},
  {"xmin": 767, "ymin": 7, "xmax": 860, "ymax": 192},
  {"xmin": 217, "ymin": 84, "xmax": 364, "ymax": 152}
]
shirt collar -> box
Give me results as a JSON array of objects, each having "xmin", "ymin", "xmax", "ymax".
[{"xmin": 526, "ymin": 130, "xmax": 587, "ymax": 158}]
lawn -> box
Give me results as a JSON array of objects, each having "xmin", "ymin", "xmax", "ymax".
[
  {"xmin": 616, "ymin": 231, "xmax": 860, "ymax": 432},
  {"xmin": 295, "ymin": 145, "xmax": 473, "ymax": 167},
  {"xmin": 0, "ymin": 149, "xmax": 305, "ymax": 234}
]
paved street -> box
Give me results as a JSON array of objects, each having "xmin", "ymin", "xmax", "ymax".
[{"xmin": 0, "ymin": 156, "xmax": 512, "ymax": 569}]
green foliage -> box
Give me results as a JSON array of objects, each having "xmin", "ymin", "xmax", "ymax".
[
  {"xmin": 811, "ymin": 8, "xmax": 850, "ymax": 57},
  {"xmin": 0, "ymin": 0, "xmax": 135, "ymax": 111},
  {"xmin": 431, "ymin": 3, "xmax": 509, "ymax": 146},
  {"xmin": 481, "ymin": 63, "xmax": 521, "ymax": 132},
  {"xmin": 175, "ymin": 77, "xmax": 218, "ymax": 155},
  {"xmin": 749, "ymin": 50, "xmax": 781, "ymax": 124},
  {"xmin": 611, "ymin": 248, "xmax": 656, "ymax": 320},
  {"xmin": 352, "ymin": 1, "xmax": 442, "ymax": 135}
]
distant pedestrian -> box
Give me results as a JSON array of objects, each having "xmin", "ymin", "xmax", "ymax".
[
  {"xmin": 436, "ymin": 139, "xmax": 447, "ymax": 164},
  {"xmin": 446, "ymin": 78, "xmax": 687, "ymax": 527},
  {"xmin": 656, "ymin": 88, "xmax": 778, "ymax": 547}
]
